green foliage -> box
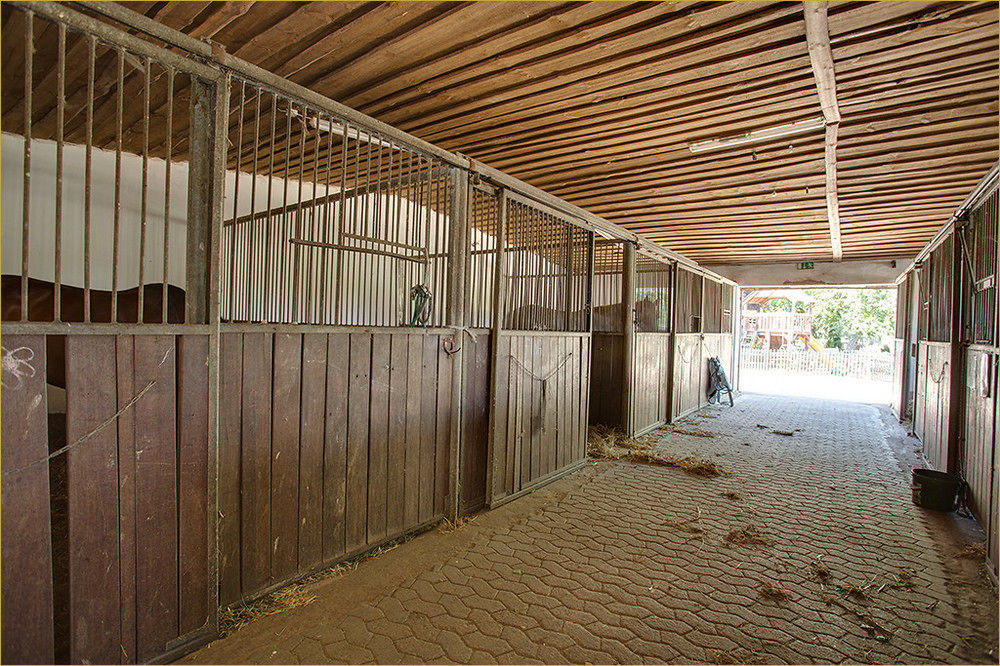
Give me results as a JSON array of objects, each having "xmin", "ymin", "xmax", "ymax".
[
  {"xmin": 803, "ymin": 288, "xmax": 896, "ymax": 349},
  {"xmin": 763, "ymin": 297, "xmax": 792, "ymax": 312}
]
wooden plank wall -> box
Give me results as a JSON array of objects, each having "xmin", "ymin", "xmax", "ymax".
[
  {"xmin": 919, "ymin": 341, "xmax": 952, "ymax": 472},
  {"xmin": 0, "ymin": 334, "xmax": 212, "ymax": 665},
  {"xmin": 589, "ymin": 333, "xmax": 623, "ymax": 428},
  {"xmin": 891, "ymin": 339, "xmax": 905, "ymax": 417},
  {"xmin": 1, "ymin": 334, "xmax": 55, "ymax": 665},
  {"xmin": 460, "ymin": 330, "xmax": 491, "ymax": 517},
  {"xmin": 632, "ymin": 333, "xmax": 671, "ymax": 433},
  {"xmin": 962, "ymin": 348, "xmax": 996, "ymax": 536},
  {"xmin": 672, "ymin": 333, "xmax": 702, "ymax": 419},
  {"xmin": 218, "ymin": 329, "xmax": 454, "ymax": 604},
  {"xmin": 490, "ymin": 333, "xmax": 590, "ymax": 504}
]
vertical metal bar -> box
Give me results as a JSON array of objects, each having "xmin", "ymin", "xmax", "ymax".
[
  {"xmin": 263, "ymin": 94, "xmax": 277, "ymax": 323},
  {"xmin": 54, "ymin": 20, "xmax": 65, "ymax": 322},
  {"xmin": 622, "ymin": 241, "xmax": 636, "ymax": 435},
  {"xmin": 319, "ymin": 115, "xmax": 334, "ymax": 324},
  {"xmin": 280, "ymin": 99, "xmax": 292, "ymax": 322},
  {"xmin": 84, "ymin": 35, "xmax": 94, "ymax": 322},
  {"xmin": 485, "ymin": 188, "xmax": 509, "ymax": 507},
  {"xmin": 138, "ymin": 57, "xmax": 151, "ymax": 323},
  {"xmin": 247, "ymin": 86, "xmax": 260, "ymax": 321},
  {"xmin": 333, "ymin": 121, "xmax": 348, "ymax": 325},
  {"xmin": 305, "ymin": 112, "xmax": 321, "ymax": 323},
  {"xmin": 111, "ymin": 48, "xmax": 124, "ymax": 323},
  {"xmin": 162, "ymin": 67, "xmax": 174, "ymax": 323},
  {"xmin": 20, "ymin": 10, "xmax": 33, "ymax": 321},
  {"xmin": 228, "ymin": 80, "xmax": 245, "ymax": 321}
]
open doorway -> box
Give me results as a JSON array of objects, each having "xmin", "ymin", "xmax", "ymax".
[{"xmin": 738, "ymin": 287, "xmax": 897, "ymax": 403}]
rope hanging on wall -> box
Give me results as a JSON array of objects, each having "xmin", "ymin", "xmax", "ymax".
[
  {"xmin": 408, "ymin": 284, "xmax": 432, "ymax": 326},
  {"xmin": 509, "ymin": 351, "xmax": 574, "ymax": 408}
]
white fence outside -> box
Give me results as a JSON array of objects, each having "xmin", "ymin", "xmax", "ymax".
[{"xmin": 741, "ymin": 346, "xmax": 894, "ymax": 383}]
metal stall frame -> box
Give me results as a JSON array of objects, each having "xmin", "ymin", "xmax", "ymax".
[{"xmin": 1, "ymin": 2, "xmax": 738, "ymax": 663}]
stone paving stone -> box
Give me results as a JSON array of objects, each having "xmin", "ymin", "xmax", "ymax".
[{"xmin": 182, "ymin": 395, "xmax": 998, "ymax": 665}]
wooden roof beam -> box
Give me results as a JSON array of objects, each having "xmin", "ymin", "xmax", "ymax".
[{"xmin": 803, "ymin": 1, "xmax": 843, "ymax": 261}]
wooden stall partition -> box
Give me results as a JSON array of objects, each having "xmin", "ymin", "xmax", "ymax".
[
  {"xmin": 489, "ymin": 332, "xmax": 590, "ymax": 506},
  {"xmin": 459, "ymin": 330, "xmax": 492, "ymax": 517},
  {"xmin": 962, "ymin": 347, "xmax": 996, "ymax": 532},
  {"xmin": 1, "ymin": 334, "xmax": 55, "ymax": 664},
  {"xmin": 0, "ymin": 332, "xmax": 214, "ymax": 665},
  {"xmin": 672, "ymin": 334, "xmax": 703, "ymax": 420},
  {"xmin": 590, "ymin": 334, "xmax": 624, "ymax": 427},
  {"xmin": 218, "ymin": 328, "xmax": 455, "ymax": 603},
  {"xmin": 920, "ymin": 341, "xmax": 952, "ymax": 472},
  {"xmin": 632, "ymin": 333, "xmax": 672, "ymax": 432}
]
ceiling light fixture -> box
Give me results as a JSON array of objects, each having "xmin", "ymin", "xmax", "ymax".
[{"xmin": 687, "ymin": 118, "xmax": 825, "ymax": 153}]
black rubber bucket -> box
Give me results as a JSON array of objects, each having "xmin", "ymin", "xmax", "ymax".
[{"xmin": 911, "ymin": 468, "xmax": 961, "ymax": 511}]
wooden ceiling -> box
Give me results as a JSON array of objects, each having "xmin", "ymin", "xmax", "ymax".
[{"xmin": 83, "ymin": 1, "xmax": 1000, "ymax": 263}]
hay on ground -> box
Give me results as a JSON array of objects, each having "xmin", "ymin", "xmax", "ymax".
[
  {"xmin": 721, "ymin": 491, "xmax": 742, "ymax": 500},
  {"xmin": 724, "ymin": 524, "xmax": 772, "ymax": 547},
  {"xmin": 809, "ymin": 561, "xmax": 832, "ymax": 583},
  {"xmin": 624, "ymin": 451, "xmax": 728, "ymax": 478},
  {"xmin": 670, "ymin": 426, "xmax": 717, "ymax": 438},
  {"xmin": 955, "ymin": 542, "xmax": 987, "ymax": 559},
  {"xmin": 758, "ymin": 581, "xmax": 789, "ymax": 601}
]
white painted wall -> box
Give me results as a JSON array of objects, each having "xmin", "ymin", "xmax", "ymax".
[
  {"xmin": 704, "ymin": 258, "xmax": 909, "ymax": 288},
  {"xmin": 1, "ymin": 132, "xmax": 329, "ymax": 290}
]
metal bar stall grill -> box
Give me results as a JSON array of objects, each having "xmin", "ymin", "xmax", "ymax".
[
  {"xmin": 486, "ymin": 192, "xmax": 593, "ymax": 507},
  {"xmin": 218, "ymin": 77, "xmax": 452, "ymax": 328},
  {"xmin": 588, "ymin": 239, "xmax": 626, "ymax": 429},
  {"xmin": 629, "ymin": 251, "xmax": 674, "ymax": 435},
  {"xmin": 0, "ymin": 2, "xmax": 225, "ymax": 665}
]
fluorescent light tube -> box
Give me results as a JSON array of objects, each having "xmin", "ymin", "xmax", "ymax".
[{"xmin": 688, "ymin": 118, "xmax": 825, "ymax": 153}]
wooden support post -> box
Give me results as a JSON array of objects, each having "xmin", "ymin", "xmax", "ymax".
[
  {"xmin": 186, "ymin": 70, "xmax": 229, "ymax": 639},
  {"xmin": 948, "ymin": 221, "xmax": 967, "ymax": 475},
  {"xmin": 803, "ymin": 1, "xmax": 844, "ymax": 262},
  {"xmin": 446, "ymin": 167, "xmax": 470, "ymax": 522},
  {"xmin": 622, "ymin": 241, "xmax": 636, "ymax": 436},
  {"xmin": 666, "ymin": 261, "xmax": 678, "ymax": 422},
  {"xmin": 485, "ymin": 189, "xmax": 508, "ymax": 507}
]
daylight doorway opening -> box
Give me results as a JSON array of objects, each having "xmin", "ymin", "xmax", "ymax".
[{"xmin": 738, "ymin": 287, "xmax": 897, "ymax": 404}]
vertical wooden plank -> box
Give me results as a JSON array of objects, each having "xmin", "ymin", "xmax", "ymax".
[
  {"xmin": 495, "ymin": 334, "xmax": 513, "ymax": 500},
  {"xmin": 1, "ymin": 334, "xmax": 54, "ymax": 664},
  {"xmin": 515, "ymin": 336, "xmax": 527, "ymax": 492},
  {"xmin": 368, "ymin": 333, "xmax": 390, "ymax": 543},
  {"xmin": 528, "ymin": 336, "xmax": 540, "ymax": 484},
  {"xmin": 419, "ymin": 335, "xmax": 438, "ymax": 523},
  {"xmin": 386, "ymin": 334, "xmax": 407, "ymax": 534},
  {"xmin": 132, "ymin": 335, "xmax": 178, "ymax": 662},
  {"xmin": 298, "ymin": 334, "xmax": 328, "ymax": 571},
  {"xmin": 240, "ymin": 332, "xmax": 272, "ymax": 596},
  {"xmin": 66, "ymin": 335, "xmax": 120, "ymax": 665},
  {"xmin": 218, "ymin": 333, "xmax": 243, "ymax": 606},
  {"xmin": 116, "ymin": 336, "xmax": 137, "ymax": 664},
  {"xmin": 177, "ymin": 335, "xmax": 210, "ymax": 634},
  {"xmin": 435, "ymin": 335, "xmax": 453, "ymax": 518},
  {"xmin": 404, "ymin": 335, "xmax": 422, "ymax": 527},
  {"xmin": 270, "ymin": 333, "xmax": 301, "ymax": 583},
  {"xmin": 323, "ymin": 333, "xmax": 349, "ymax": 560},
  {"xmin": 346, "ymin": 333, "xmax": 371, "ymax": 551},
  {"xmin": 580, "ymin": 334, "xmax": 591, "ymax": 462}
]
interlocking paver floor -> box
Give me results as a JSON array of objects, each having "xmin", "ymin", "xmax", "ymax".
[{"xmin": 183, "ymin": 393, "xmax": 998, "ymax": 664}]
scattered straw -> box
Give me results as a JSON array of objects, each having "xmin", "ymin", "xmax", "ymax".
[
  {"xmin": 724, "ymin": 524, "xmax": 772, "ymax": 547},
  {"xmin": 810, "ymin": 561, "xmax": 832, "ymax": 583},
  {"xmin": 663, "ymin": 508, "xmax": 703, "ymax": 534},
  {"xmin": 624, "ymin": 451, "xmax": 728, "ymax": 477},
  {"xmin": 956, "ymin": 542, "xmax": 987, "ymax": 559},
  {"xmin": 587, "ymin": 425, "xmax": 653, "ymax": 460},
  {"xmin": 893, "ymin": 569, "xmax": 915, "ymax": 588},
  {"xmin": 721, "ymin": 491, "xmax": 742, "ymax": 501},
  {"xmin": 219, "ymin": 534, "xmax": 413, "ymax": 636},
  {"xmin": 439, "ymin": 515, "xmax": 478, "ymax": 533},
  {"xmin": 670, "ymin": 426, "xmax": 717, "ymax": 438},
  {"xmin": 759, "ymin": 581, "xmax": 789, "ymax": 601},
  {"xmin": 839, "ymin": 584, "xmax": 869, "ymax": 602}
]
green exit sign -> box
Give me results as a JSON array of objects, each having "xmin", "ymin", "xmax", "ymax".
[{"xmin": 798, "ymin": 262, "xmax": 815, "ymax": 270}]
